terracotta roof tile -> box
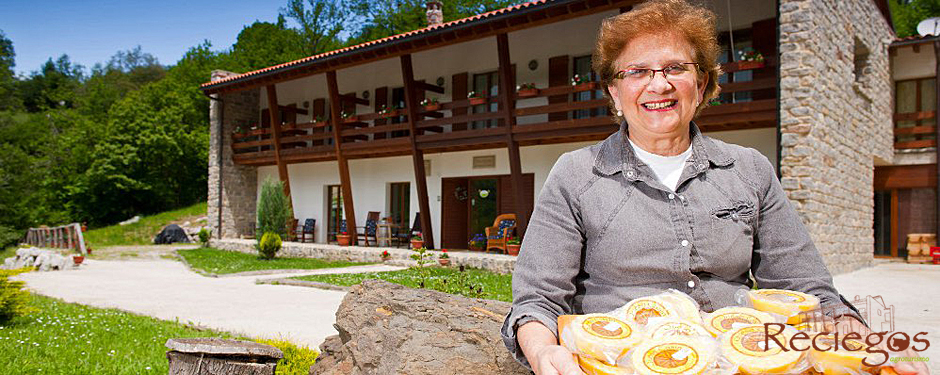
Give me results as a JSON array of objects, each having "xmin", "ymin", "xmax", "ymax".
[{"xmin": 202, "ymin": 0, "xmax": 551, "ymax": 89}]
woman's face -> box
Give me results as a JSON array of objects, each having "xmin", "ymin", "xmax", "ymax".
[{"xmin": 607, "ymin": 32, "xmax": 706, "ymax": 139}]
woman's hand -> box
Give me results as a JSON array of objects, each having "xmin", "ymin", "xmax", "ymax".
[
  {"xmin": 532, "ymin": 345, "xmax": 585, "ymax": 375},
  {"xmin": 517, "ymin": 321, "xmax": 586, "ymax": 375}
]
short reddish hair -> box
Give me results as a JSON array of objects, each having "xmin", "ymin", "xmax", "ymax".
[{"xmin": 593, "ymin": 0, "xmax": 722, "ymax": 116}]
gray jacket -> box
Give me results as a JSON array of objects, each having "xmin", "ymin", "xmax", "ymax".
[{"xmin": 501, "ymin": 121, "xmax": 861, "ymax": 368}]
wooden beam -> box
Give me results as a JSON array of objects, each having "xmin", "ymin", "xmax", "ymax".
[
  {"xmin": 891, "ymin": 189, "xmax": 898, "ymax": 258},
  {"xmin": 874, "ymin": 164, "xmax": 937, "ymax": 190},
  {"xmin": 265, "ymin": 85, "xmax": 293, "ymax": 212},
  {"xmin": 496, "ymin": 33, "xmax": 529, "ymax": 237},
  {"xmin": 339, "ymin": 93, "xmax": 370, "ymax": 106},
  {"xmin": 400, "ymin": 54, "xmax": 436, "ymax": 249},
  {"xmin": 416, "ymin": 81, "xmax": 445, "ymax": 94},
  {"xmin": 935, "ymin": 40, "xmax": 940, "ymax": 239},
  {"xmin": 326, "ymin": 71, "xmax": 359, "ymax": 245}
]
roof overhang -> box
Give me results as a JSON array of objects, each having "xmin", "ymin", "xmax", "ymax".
[{"xmin": 201, "ymin": 0, "xmax": 634, "ymax": 94}]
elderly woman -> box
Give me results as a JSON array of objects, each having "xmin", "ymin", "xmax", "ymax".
[{"xmin": 501, "ymin": 1, "xmax": 927, "ymax": 375}]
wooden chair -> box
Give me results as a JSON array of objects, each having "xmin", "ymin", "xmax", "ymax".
[
  {"xmin": 300, "ymin": 218, "xmax": 316, "ymax": 243},
  {"xmin": 286, "ymin": 218, "xmax": 299, "ymax": 241},
  {"xmin": 485, "ymin": 214, "xmax": 517, "ymax": 254},
  {"xmin": 395, "ymin": 212, "xmax": 421, "ymax": 248},
  {"xmin": 356, "ymin": 211, "xmax": 380, "ymax": 246}
]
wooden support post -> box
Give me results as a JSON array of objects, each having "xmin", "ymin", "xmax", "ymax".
[
  {"xmin": 400, "ymin": 54, "xmax": 435, "ymax": 249},
  {"xmin": 265, "ymin": 85, "xmax": 294, "ymax": 211},
  {"xmin": 326, "ymin": 71, "xmax": 359, "ymax": 245},
  {"xmin": 935, "ymin": 41, "xmax": 940, "ymax": 240},
  {"xmin": 496, "ymin": 33, "xmax": 529, "ymax": 237},
  {"xmin": 891, "ymin": 189, "xmax": 899, "ymax": 258}
]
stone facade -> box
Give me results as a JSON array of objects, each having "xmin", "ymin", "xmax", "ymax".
[
  {"xmin": 208, "ymin": 70, "xmax": 260, "ymax": 239},
  {"xmin": 778, "ymin": 1, "xmax": 895, "ymax": 274}
]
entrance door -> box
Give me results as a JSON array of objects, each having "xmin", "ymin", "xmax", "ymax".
[
  {"xmin": 441, "ymin": 178, "xmax": 469, "ymax": 249},
  {"xmin": 469, "ymin": 178, "xmax": 499, "ymax": 239},
  {"xmin": 326, "ymin": 185, "xmax": 344, "ymax": 242}
]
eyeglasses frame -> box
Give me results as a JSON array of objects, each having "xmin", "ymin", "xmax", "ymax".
[{"xmin": 613, "ymin": 62, "xmax": 701, "ymax": 85}]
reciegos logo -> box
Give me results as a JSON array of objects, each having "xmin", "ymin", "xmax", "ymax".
[{"xmin": 760, "ymin": 295, "xmax": 930, "ymax": 367}]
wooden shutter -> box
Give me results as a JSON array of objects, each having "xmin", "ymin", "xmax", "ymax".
[
  {"xmin": 498, "ymin": 173, "xmax": 535, "ymax": 236},
  {"xmin": 548, "ymin": 55, "xmax": 569, "ymax": 121},
  {"xmin": 312, "ymin": 98, "xmax": 326, "ymax": 146},
  {"xmin": 751, "ymin": 18, "xmax": 776, "ymax": 101},
  {"xmin": 374, "ymin": 87, "xmax": 388, "ymax": 140},
  {"xmin": 452, "ymin": 72, "xmax": 468, "ymax": 131}
]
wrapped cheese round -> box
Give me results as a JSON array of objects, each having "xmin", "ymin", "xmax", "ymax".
[
  {"xmin": 704, "ymin": 306, "xmax": 777, "ymax": 336},
  {"xmin": 808, "ymin": 334, "xmax": 873, "ymax": 375},
  {"xmin": 749, "ymin": 289, "xmax": 819, "ymax": 324},
  {"xmin": 630, "ymin": 336, "xmax": 715, "ymax": 375},
  {"xmin": 578, "ymin": 355, "xmax": 632, "ymax": 375},
  {"xmin": 570, "ymin": 314, "xmax": 643, "ymax": 364},
  {"xmin": 646, "ymin": 318, "xmax": 711, "ymax": 339},
  {"xmin": 616, "ymin": 296, "xmax": 678, "ymax": 326},
  {"xmin": 720, "ymin": 324, "xmax": 804, "ymax": 374},
  {"xmin": 659, "ymin": 290, "xmax": 703, "ymax": 323}
]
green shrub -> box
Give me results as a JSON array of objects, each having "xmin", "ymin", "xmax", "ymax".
[
  {"xmin": 259, "ymin": 232, "xmax": 282, "ymax": 260},
  {"xmin": 198, "ymin": 228, "xmax": 211, "ymax": 247},
  {"xmin": 0, "ymin": 226, "xmax": 22, "ymax": 251},
  {"xmin": 0, "ymin": 268, "xmax": 35, "ymax": 323},
  {"xmin": 255, "ymin": 338, "xmax": 319, "ymax": 375},
  {"xmin": 257, "ymin": 178, "xmax": 293, "ymax": 239}
]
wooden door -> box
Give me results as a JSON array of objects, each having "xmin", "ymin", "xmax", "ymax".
[{"xmin": 441, "ymin": 177, "xmax": 470, "ymax": 249}]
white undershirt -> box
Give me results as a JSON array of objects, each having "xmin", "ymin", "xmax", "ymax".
[{"xmin": 627, "ymin": 138, "xmax": 693, "ymax": 191}]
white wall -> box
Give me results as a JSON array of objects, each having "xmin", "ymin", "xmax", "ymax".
[{"xmin": 892, "ymin": 43, "xmax": 936, "ymax": 81}]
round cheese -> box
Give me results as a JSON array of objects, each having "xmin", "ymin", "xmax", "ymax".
[
  {"xmin": 646, "ymin": 318, "xmax": 711, "ymax": 339},
  {"xmin": 659, "ymin": 291, "xmax": 703, "ymax": 323},
  {"xmin": 720, "ymin": 324, "xmax": 804, "ymax": 374},
  {"xmin": 749, "ymin": 289, "xmax": 820, "ymax": 324},
  {"xmin": 616, "ymin": 296, "xmax": 678, "ymax": 326},
  {"xmin": 630, "ymin": 336, "xmax": 714, "ymax": 375},
  {"xmin": 578, "ymin": 355, "xmax": 631, "ymax": 375},
  {"xmin": 808, "ymin": 334, "xmax": 872, "ymax": 375},
  {"xmin": 704, "ymin": 307, "xmax": 777, "ymax": 336},
  {"xmin": 571, "ymin": 314, "xmax": 643, "ymax": 364}
]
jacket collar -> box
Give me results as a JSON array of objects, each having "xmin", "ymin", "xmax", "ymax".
[{"xmin": 593, "ymin": 120, "xmax": 734, "ymax": 177}]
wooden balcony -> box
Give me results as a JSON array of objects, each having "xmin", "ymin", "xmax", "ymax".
[
  {"xmin": 894, "ymin": 111, "xmax": 937, "ymax": 150},
  {"xmin": 231, "ymin": 62, "xmax": 778, "ymax": 166}
]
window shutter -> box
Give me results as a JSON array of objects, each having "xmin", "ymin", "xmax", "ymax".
[{"xmin": 548, "ymin": 55, "xmax": 569, "ymax": 121}]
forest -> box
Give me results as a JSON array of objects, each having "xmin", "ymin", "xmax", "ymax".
[{"xmin": 0, "ymin": 0, "xmax": 931, "ymax": 248}]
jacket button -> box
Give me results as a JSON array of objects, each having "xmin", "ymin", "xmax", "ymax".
[
  {"xmin": 687, "ymin": 280, "xmax": 696, "ymax": 288},
  {"xmin": 668, "ymin": 193, "xmax": 675, "ymax": 200},
  {"xmin": 626, "ymin": 170, "xmax": 635, "ymax": 178},
  {"xmin": 681, "ymin": 240, "xmax": 689, "ymax": 247}
]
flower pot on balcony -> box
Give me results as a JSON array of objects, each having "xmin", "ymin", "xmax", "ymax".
[
  {"xmin": 572, "ymin": 82, "xmax": 598, "ymax": 92},
  {"xmin": 469, "ymin": 97, "xmax": 486, "ymax": 106},
  {"xmin": 726, "ymin": 60, "xmax": 765, "ymax": 72},
  {"xmin": 343, "ymin": 116, "xmax": 359, "ymax": 123},
  {"xmin": 336, "ymin": 234, "xmax": 351, "ymax": 246},
  {"xmin": 423, "ymin": 104, "xmax": 441, "ymax": 112},
  {"xmin": 517, "ymin": 88, "xmax": 539, "ymax": 98},
  {"xmin": 411, "ymin": 240, "xmax": 424, "ymax": 249},
  {"xmin": 381, "ymin": 110, "xmax": 400, "ymax": 118},
  {"xmin": 506, "ymin": 244, "xmax": 521, "ymax": 256}
]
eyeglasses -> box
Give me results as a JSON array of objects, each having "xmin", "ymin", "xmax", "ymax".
[{"xmin": 613, "ymin": 62, "xmax": 699, "ymax": 86}]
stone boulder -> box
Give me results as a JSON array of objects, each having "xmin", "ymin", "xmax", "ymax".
[
  {"xmin": 310, "ymin": 279, "xmax": 529, "ymax": 375},
  {"xmin": 3, "ymin": 247, "xmax": 74, "ymax": 271}
]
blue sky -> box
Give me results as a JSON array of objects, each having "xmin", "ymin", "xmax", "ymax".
[{"xmin": 0, "ymin": 0, "xmax": 285, "ymax": 75}]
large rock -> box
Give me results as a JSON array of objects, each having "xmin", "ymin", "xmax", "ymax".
[
  {"xmin": 153, "ymin": 224, "xmax": 192, "ymax": 244},
  {"xmin": 3, "ymin": 247, "xmax": 73, "ymax": 271},
  {"xmin": 310, "ymin": 279, "xmax": 529, "ymax": 375}
]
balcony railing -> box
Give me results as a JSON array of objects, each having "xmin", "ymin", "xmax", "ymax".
[
  {"xmin": 231, "ymin": 62, "xmax": 778, "ymax": 166},
  {"xmin": 894, "ymin": 111, "xmax": 937, "ymax": 150}
]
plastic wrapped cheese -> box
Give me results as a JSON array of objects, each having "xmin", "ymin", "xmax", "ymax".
[
  {"xmin": 646, "ymin": 318, "xmax": 711, "ymax": 339},
  {"xmin": 628, "ymin": 336, "xmax": 718, "ymax": 375},
  {"xmin": 720, "ymin": 324, "xmax": 806, "ymax": 374},
  {"xmin": 808, "ymin": 334, "xmax": 875, "ymax": 375},
  {"xmin": 578, "ymin": 354, "xmax": 632, "ymax": 375},
  {"xmin": 749, "ymin": 289, "xmax": 820, "ymax": 324},
  {"xmin": 615, "ymin": 296, "xmax": 679, "ymax": 326},
  {"xmin": 566, "ymin": 313, "xmax": 644, "ymax": 365},
  {"xmin": 659, "ymin": 290, "xmax": 704, "ymax": 323},
  {"xmin": 703, "ymin": 306, "xmax": 778, "ymax": 336}
]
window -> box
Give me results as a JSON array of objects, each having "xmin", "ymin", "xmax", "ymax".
[
  {"xmin": 471, "ymin": 71, "xmax": 499, "ymax": 129},
  {"xmin": 326, "ymin": 185, "xmax": 344, "ymax": 242},
  {"xmin": 854, "ymin": 37, "xmax": 871, "ymax": 84},
  {"xmin": 390, "ymin": 87, "xmax": 408, "ymax": 138},
  {"xmin": 388, "ymin": 183, "xmax": 410, "ymax": 227},
  {"xmin": 572, "ymin": 55, "xmax": 604, "ymax": 119},
  {"xmin": 895, "ymin": 77, "xmax": 937, "ymax": 145},
  {"xmin": 717, "ymin": 38, "xmax": 754, "ymax": 104}
]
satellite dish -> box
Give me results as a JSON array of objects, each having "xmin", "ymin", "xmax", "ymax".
[{"xmin": 917, "ymin": 17, "xmax": 940, "ymax": 36}]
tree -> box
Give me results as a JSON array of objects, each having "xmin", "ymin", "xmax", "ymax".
[
  {"xmin": 280, "ymin": 0, "xmax": 348, "ymax": 55},
  {"xmin": 0, "ymin": 30, "xmax": 18, "ymax": 111},
  {"xmin": 18, "ymin": 55, "xmax": 84, "ymax": 112},
  {"xmin": 890, "ymin": 0, "xmax": 940, "ymax": 37},
  {"xmin": 230, "ymin": 17, "xmax": 308, "ymax": 72}
]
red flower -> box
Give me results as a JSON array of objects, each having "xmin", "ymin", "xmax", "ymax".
[{"xmin": 442, "ymin": 249, "xmax": 448, "ymax": 253}]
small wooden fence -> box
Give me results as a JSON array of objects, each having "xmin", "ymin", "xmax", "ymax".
[{"xmin": 24, "ymin": 223, "xmax": 88, "ymax": 255}]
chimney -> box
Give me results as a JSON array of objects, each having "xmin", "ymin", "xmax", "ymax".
[{"xmin": 426, "ymin": 1, "xmax": 443, "ymax": 27}]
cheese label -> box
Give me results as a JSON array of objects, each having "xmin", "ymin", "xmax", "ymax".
[
  {"xmin": 712, "ymin": 312, "xmax": 761, "ymax": 331},
  {"xmin": 757, "ymin": 290, "xmax": 807, "ymax": 303},
  {"xmin": 641, "ymin": 343, "xmax": 700, "ymax": 374},
  {"xmin": 730, "ymin": 325, "xmax": 783, "ymax": 357},
  {"xmin": 583, "ymin": 316, "xmax": 632, "ymax": 340},
  {"xmin": 650, "ymin": 321, "xmax": 700, "ymax": 337},
  {"xmin": 626, "ymin": 300, "xmax": 671, "ymax": 325}
]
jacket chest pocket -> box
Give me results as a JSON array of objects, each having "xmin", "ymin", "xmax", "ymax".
[{"xmin": 694, "ymin": 199, "xmax": 756, "ymax": 278}]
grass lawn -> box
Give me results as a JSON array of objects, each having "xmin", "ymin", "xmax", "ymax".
[
  {"xmin": 177, "ymin": 247, "xmax": 372, "ymax": 275},
  {"xmin": 83, "ymin": 202, "xmax": 207, "ymax": 248},
  {"xmin": 293, "ymin": 266, "xmax": 513, "ymax": 302},
  {"xmin": 0, "ymin": 294, "xmax": 317, "ymax": 374}
]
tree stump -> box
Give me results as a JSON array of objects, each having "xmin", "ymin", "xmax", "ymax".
[{"xmin": 165, "ymin": 338, "xmax": 283, "ymax": 375}]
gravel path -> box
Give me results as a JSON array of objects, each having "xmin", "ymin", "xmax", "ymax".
[{"xmin": 15, "ymin": 258, "xmax": 404, "ymax": 348}]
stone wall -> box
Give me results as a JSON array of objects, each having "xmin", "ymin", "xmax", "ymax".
[
  {"xmin": 207, "ymin": 70, "xmax": 260, "ymax": 239},
  {"xmin": 778, "ymin": 1, "xmax": 895, "ymax": 274}
]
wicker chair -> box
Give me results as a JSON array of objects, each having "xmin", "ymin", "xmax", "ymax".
[{"xmin": 485, "ymin": 214, "xmax": 517, "ymax": 254}]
